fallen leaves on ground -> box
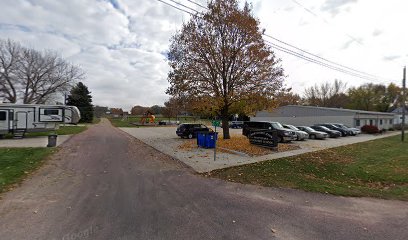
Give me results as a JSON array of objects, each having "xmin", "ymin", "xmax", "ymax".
[{"xmin": 178, "ymin": 134, "xmax": 300, "ymax": 156}]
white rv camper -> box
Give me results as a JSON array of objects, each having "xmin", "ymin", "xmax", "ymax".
[{"xmin": 0, "ymin": 104, "xmax": 81, "ymax": 138}]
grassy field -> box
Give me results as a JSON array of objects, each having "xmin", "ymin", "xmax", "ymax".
[
  {"xmin": 209, "ymin": 135, "xmax": 408, "ymax": 200},
  {"xmin": 0, "ymin": 148, "xmax": 55, "ymax": 193},
  {"xmin": 109, "ymin": 116, "xmax": 207, "ymax": 128}
]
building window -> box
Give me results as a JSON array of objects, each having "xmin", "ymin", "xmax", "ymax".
[
  {"xmin": 0, "ymin": 112, "xmax": 6, "ymax": 121},
  {"xmin": 44, "ymin": 109, "xmax": 59, "ymax": 115},
  {"xmin": 380, "ymin": 119, "xmax": 383, "ymax": 125},
  {"xmin": 390, "ymin": 119, "xmax": 393, "ymax": 124},
  {"xmin": 356, "ymin": 119, "xmax": 360, "ymax": 127},
  {"xmin": 369, "ymin": 119, "xmax": 373, "ymax": 125}
]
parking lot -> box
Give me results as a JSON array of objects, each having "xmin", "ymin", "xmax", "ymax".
[{"xmin": 120, "ymin": 126, "xmax": 400, "ymax": 173}]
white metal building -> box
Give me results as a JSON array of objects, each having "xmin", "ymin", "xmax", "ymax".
[
  {"xmin": 391, "ymin": 107, "xmax": 407, "ymax": 125},
  {"xmin": 251, "ymin": 105, "xmax": 395, "ymax": 130}
]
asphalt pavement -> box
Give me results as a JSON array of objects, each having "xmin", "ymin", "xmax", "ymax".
[{"xmin": 0, "ymin": 119, "xmax": 407, "ymax": 240}]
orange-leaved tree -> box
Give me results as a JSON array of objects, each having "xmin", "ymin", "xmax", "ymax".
[{"xmin": 166, "ymin": 0, "xmax": 285, "ymax": 139}]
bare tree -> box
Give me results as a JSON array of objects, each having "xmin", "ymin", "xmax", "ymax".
[
  {"xmin": 0, "ymin": 38, "xmax": 84, "ymax": 104},
  {"xmin": 162, "ymin": 97, "xmax": 180, "ymax": 120},
  {"xmin": 304, "ymin": 79, "xmax": 348, "ymax": 108},
  {"xmin": 0, "ymin": 39, "xmax": 21, "ymax": 103}
]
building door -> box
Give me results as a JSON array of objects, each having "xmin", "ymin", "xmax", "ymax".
[{"xmin": 15, "ymin": 112, "xmax": 28, "ymax": 129}]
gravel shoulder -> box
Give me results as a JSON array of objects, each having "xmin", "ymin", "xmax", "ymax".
[{"xmin": 119, "ymin": 127, "xmax": 400, "ymax": 172}]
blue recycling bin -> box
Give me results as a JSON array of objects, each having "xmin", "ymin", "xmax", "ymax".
[
  {"xmin": 204, "ymin": 132, "xmax": 218, "ymax": 148},
  {"xmin": 197, "ymin": 132, "xmax": 206, "ymax": 147},
  {"xmin": 197, "ymin": 132, "xmax": 218, "ymax": 148}
]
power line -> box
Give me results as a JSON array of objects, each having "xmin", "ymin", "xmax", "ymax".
[
  {"xmin": 155, "ymin": 0, "xmax": 195, "ymax": 15},
  {"xmin": 290, "ymin": 0, "xmax": 404, "ymax": 69},
  {"xmin": 265, "ymin": 40, "xmax": 386, "ymax": 82},
  {"xmin": 262, "ymin": 33, "xmax": 388, "ymax": 81},
  {"xmin": 168, "ymin": 0, "xmax": 202, "ymax": 15},
  {"xmin": 186, "ymin": 0, "xmax": 207, "ymax": 10},
  {"xmin": 154, "ymin": 0, "xmax": 391, "ymax": 83}
]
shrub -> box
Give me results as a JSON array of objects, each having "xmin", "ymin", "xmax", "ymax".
[{"xmin": 361, "ymin": 125, "xmax": 380, "ymax": 134}]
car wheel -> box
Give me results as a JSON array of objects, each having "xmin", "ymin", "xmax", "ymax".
[
  {"xmin": 310, "ymin": 134, "xmax": 316, "ymax": 139},
  {"xmin": 188, "ymin": 133, "xmax": 193, "ymax": 139}
]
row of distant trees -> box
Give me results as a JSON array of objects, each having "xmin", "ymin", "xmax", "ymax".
[
  {"xmin": 122, "ymin": 79, "xmax": 402, "ymax": 122},
  {"xmin": 284, "ymin": 79, "xmax": 404, "ymax": 112}
]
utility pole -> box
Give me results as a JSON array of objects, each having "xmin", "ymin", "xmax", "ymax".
[{"xmin": 402, "ymin": 66, "xmax": 406, "ymax": 142}]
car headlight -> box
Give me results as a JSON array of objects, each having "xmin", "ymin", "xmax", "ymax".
[{"xmin": 283, "ymin": 132, "xmax": 290, "ymax": 136}]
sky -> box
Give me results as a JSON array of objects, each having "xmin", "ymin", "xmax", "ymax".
[{"xmin": 0, "ymin": 0, "xmax": 407, "ymax": 110}]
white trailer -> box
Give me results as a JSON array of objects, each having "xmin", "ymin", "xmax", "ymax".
[{"xmin": 0, "ymin": 104, "xmax": 81, "ymax": 138}]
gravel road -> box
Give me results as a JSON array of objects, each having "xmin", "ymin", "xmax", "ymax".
[{"xmin": 0, "ymin": 119, "xmax": 407, "ymax": 240}]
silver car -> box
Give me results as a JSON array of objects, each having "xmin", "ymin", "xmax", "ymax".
[
  {"xmin": 297, "ymin": 126, "xmax": 328, "ymax": 139},
  {"xmin": 283, "ymin": 124, "xmax": 309, "ymax": 141}
]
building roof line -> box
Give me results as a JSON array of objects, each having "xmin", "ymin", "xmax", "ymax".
[{"xmin": 281, "ymin": 105, "xmax": 395, "ymax": 116}]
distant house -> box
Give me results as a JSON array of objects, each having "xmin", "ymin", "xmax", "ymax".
[
  {"xmin": 252, "ymin": 105, "xmax": 395, "ymax": 130},
  {"xmin": 391, "ymin": 107, "xmax": 408, "ymax": 126}
]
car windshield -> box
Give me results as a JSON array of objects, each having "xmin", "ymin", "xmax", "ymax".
[
  {"xmin": 319, "ymin": 126, "xmax": 331, "ymax": 131},
  {"xmin": 271, "ymin": 122, "xmax": 284, "ymax": 129},
  {"xmin": 302, "ymin": 126, "xmax": 314, "ymax": 132},
  {"xmin": 286, "ymin": 125, "xmax": 299, "ymax": 131}
]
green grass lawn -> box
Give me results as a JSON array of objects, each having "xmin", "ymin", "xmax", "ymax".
[
  {"xmin": 209, "ymin": 135, "xmax": 408, "ymax": 200},
  {"xmin": 0, "ymin": 148, "xmax": 55, "ymax": 193}
]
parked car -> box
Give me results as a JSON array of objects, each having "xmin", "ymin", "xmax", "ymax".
[
  {"xmin": 158, "ymin": 120, "xmax": 180, "ymax": 125},
  {"xmin": 242, "ymin": 121, "xmax": 297, "ymax": 143},
  {"xmin": 315, "ymin": 123, "xmax": 349, "ymax": 137},
  {"xmin": 332, "ymin": 123, "xmax": 361, "ymax": 135},
  {"xmin": 310, "ymin": 125, "xmax": 341, "ymax": 138},
  {"xmin": 297, "ymin": 126, "xmax": 328, "ymax": 139},
  {"xmin": 229, "ymin": 121, "xmax": 244, "ymax": 129},
  {"xmin": 282, "ymin": 124, "xmax": 308, "ymax": 140},
  {"xmin": 176, "ymin": 123, "xmax": 211, "ymax": 139}
]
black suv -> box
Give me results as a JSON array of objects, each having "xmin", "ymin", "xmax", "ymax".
[
  {"xmin": 242, "ymin": 121, "xmax": 297, "ymax": 143},
  {"xmin": 310, "ymin": 125, "xmax": 341, "ymax": 138},
  {"xmin": 176, "ymin": 123, "xmax": 211, "ymax": 139},
  {"xmin": 316, "ymin": 123, "xmax": 349, "ymax": 137}
]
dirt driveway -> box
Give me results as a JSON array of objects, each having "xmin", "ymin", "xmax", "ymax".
[{"xmin": 120, "ymin": 127, "xmax": 400, "ymax": 172}]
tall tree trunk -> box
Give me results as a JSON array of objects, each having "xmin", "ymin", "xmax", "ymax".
[
  {"xmin": 221, "ymin": 107, "xmax": 230, "ymax": 139},
  {"xmin": 222, "ymin": 117, "xmax": 230, "ymax": 139}
]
